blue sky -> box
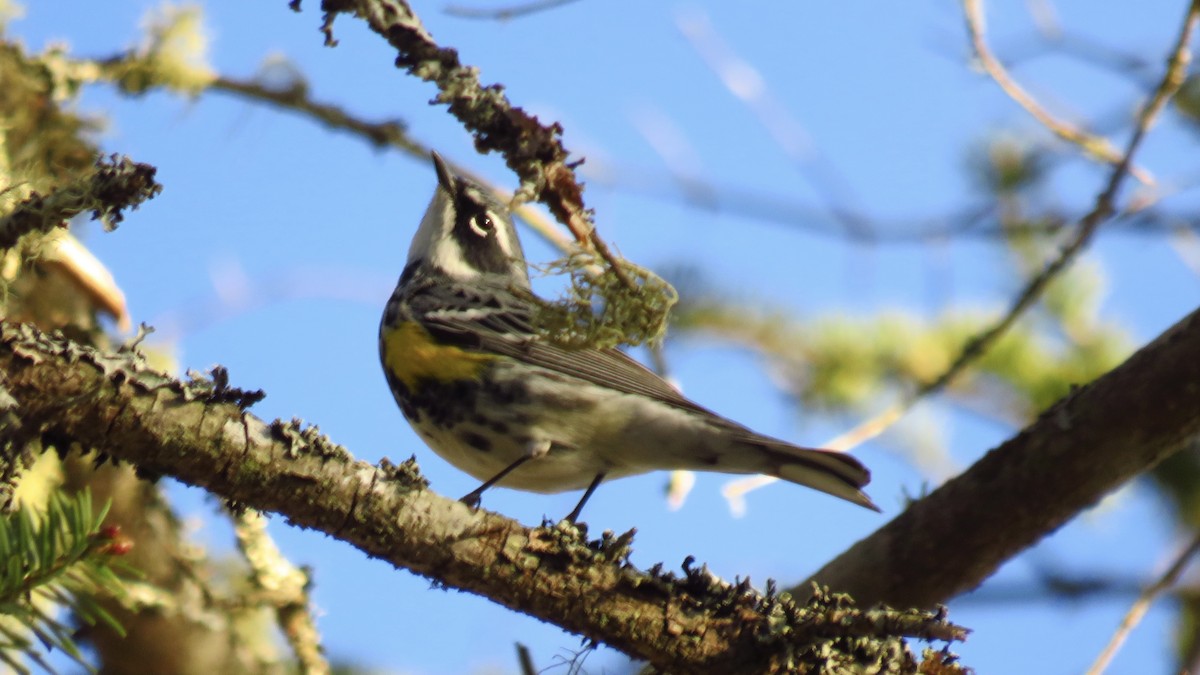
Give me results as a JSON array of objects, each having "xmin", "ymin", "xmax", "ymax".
[{"xmin": 12, "ymin": 1, "xmax": 1200, "ymax": 672}]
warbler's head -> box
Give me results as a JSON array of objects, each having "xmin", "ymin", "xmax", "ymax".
[{"xmin": 406, "ymin": 152, "xmax": 529, "ymax": 287}]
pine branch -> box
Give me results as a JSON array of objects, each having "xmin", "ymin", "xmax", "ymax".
[{"xmin": 0, "ymin": 490, "xmax": 130, "ymax": 674}]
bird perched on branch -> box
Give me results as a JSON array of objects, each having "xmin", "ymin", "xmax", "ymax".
[{"xmin": 379, "ymin": 152, "xmax": 878, "ymax": 521}]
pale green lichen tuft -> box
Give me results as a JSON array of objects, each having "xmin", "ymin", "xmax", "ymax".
[
  {"xmin": 108, "ymin": 4, "xmax": 216, "ymax": 96},
  {"xmin": 532, "ymin": 252, "xmax": 678, "ymax": 350}
]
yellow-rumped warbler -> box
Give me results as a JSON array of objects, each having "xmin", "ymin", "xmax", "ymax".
[{"xmin": 380, "ymin": 153, "xmax": 878, "ymax": 521}]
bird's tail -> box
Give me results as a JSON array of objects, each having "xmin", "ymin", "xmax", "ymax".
[{"xmin": 744, "ymin": 436, "xmax": 879, "ymax": 511}]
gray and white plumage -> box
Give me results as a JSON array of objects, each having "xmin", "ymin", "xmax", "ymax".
[{"xmin": 380, "ymin": 153, "xmax": 879, "ymax": 513}]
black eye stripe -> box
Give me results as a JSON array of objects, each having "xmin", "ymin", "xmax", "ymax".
[
  {"xmin": 444, "ymin": 180, "xmax": 526, "ymax": 275},
  {"xmin": 455, "ymin": 184, "xmax": 495, "ymax": 232},
  {"xmin": 450, "ymin": 204, "xmax": 509, "ymax": 274}
]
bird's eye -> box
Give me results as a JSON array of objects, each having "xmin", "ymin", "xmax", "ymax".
[{"xmin": 469, "ymin": 214, "xmax": 494, "ymax": 237}]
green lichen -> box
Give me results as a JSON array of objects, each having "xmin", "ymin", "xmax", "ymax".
[
  {"xmin": 105, "ymin": 5, "xmax": 216, "ymax": 96},
  {"xmin": 533, "ymin": 252, "xmax": 678, "ymax": 350}
]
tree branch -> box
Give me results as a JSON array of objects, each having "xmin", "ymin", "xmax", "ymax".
[
  {"xmin": 0, "ymin": 322, "xmax": 963, "ymax": 674},
  {"xmin": 804, "ymin": 303, "xmax": 1200, "ymax": 608},
  {"xmin": 232, "ymin": 509, "xmax": 329, "ymax": 675},
  {"xmin": 444, "ymin": 0, "xmax": 582, "ymax": 21},
  {"xmin": 0, "ymin": 156, "xmax": 161, "ymax": 251},
  {"xmin": 308, "ymin": 0, "xmax": 632, "ymax": 285},
  {"xmin": 209, "ymin": 74, "xmax": 423, "ymax": 154}
]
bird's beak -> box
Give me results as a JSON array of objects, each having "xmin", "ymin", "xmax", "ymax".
[{"xmin": 431, "ymin": 151, "xmax": 456, "ymax": 194}]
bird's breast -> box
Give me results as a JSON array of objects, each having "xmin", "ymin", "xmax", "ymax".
[{"xmin": 379, "ymin": 320, "xmax": 496, "ymax": 391}]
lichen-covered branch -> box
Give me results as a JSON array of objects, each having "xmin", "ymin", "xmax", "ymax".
[
  {"xmin": 0, "ymin": 322, "xmax": 963, "ymax": 674},
  {"xmin": 306, "ymin": 0, "xmax": 631, "ymax": 284},
  {"xmin": 0, "ymin": 156, "xmax": 161, "ymax": 251},
  {"xmin": 233, "ymin": 509, "xmax": 329, "ymax": 675},
  {"xmin": 804, "ymin": 304, "xmax": 1200, "ymax": 608}
]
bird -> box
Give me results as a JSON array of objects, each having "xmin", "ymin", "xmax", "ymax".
[{"xmin": 379, "ymin": 152, "xmax": 879, "ymax": 522}]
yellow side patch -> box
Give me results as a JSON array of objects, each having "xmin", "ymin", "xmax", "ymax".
[{"xmin": 382, "ymin": 321, "xmax": 496, "ymax": 390}]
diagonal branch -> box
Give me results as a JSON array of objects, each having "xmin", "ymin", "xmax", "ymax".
[
  {"xmin": 0, "ymin": 322, "xmax": 963, "ymax": 674},
  {"xmin": 232, "ymin": 509, "xmax": 329, "ymax": 675},
  {"xmin": 444, "ymin": 0, "xmax": 583, "ymax": 21},
  {"xmin": 304, "ymin": 0, "xmax": 631, "ymax": 285},
  {"xmin": 803, "ymin": 303, "xmax": 1200, "ymax": 608},
  {"xmin": 1085, "ymin": 531, "xmax": 1200, "ymax": 675},
  {"xmin": 209, "ymin": 74, "xmax": 424, "ymax": 154},
  {"xmin": 205, "ymin": 72, "xmax": 574, "ymax": 252}
]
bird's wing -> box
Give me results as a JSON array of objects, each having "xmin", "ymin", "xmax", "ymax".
[{"xmin": 407, "ymin": 278, "xmax": 716, "ymax": 417}]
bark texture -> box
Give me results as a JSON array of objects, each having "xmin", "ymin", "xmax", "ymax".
[{"xmin": 805, "ymin": 305, "xmax": 1200, "ymax": 608}]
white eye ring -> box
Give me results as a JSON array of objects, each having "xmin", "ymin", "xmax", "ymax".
[{"xmin": 469, "ymin": 215, "xmax": 492, "ymax": 237}]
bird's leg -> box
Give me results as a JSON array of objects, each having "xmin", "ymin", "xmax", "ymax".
[
  {"xmin": 564, "ymin": 473, "xmax": 606, "ymax": 524},
  {"xmin": 460, "ymin": 440, "xmax": 551, "ymax": 509},
  {"xmin": 460, "ymin": 456, "xmax": 529, "ymax": 508}
]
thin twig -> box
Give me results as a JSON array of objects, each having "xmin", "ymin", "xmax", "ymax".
[
  {"xmin": 220, "ymin": 71, "xmax": 579, "ymax": 252},
  {"xmin": 214, "ymin": 73, "xmax": 578, "ymax": 254},
  {"xmin": 885, "ymin": 0, "xmax": 1196, "ymax": 425},
  {"xmin": 316, "ymin": 0, "xmax": 634, "ymax": 287},
  {"xmin": 999, "ymin": 31, "xmax": 1158, "ymax": 86},
  {"xmin": 82, "ymin": 54, "xmax": 579, "ymax": 256},
  {"xmin": 962, "ymin": 0, "xmax": 1154, "ymax": 185},
  {"xmin": 444, "ymin": 0, "xmax": 582, "ymax": 20},
  {"xmin": 83, "ymin": 54, "xmax": 1200, "ymax": 248},
  {"xmin": 211, "ymin": 75, "xmax": 425, "ymax": 154},
  {"xmin": 725, "ymin": 0, "xmax": 1200, "ymax": 504},
  {"xmin": 604, "ymin": 166, "xmax": 1200, "ymax": 241},
  {"xmin": 1085, "ymin": 532, "xmax": 1200, "ymax": 675},
  {"xmin": 677, "ymin": 8, "xmax": 875, "ymax": 239}
]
